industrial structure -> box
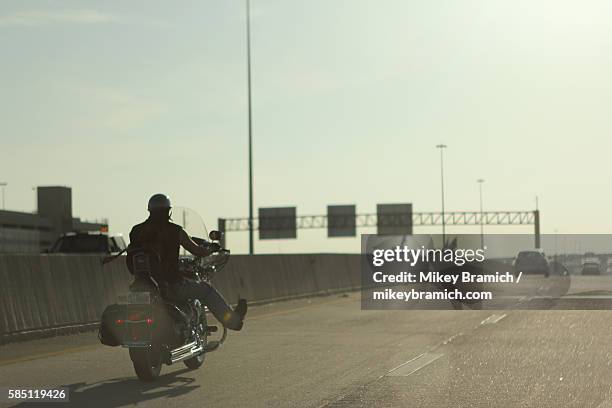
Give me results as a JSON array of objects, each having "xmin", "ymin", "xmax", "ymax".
[{"xmin": 0, "ymin": 186, "xmax": 108, "ymax": 253}]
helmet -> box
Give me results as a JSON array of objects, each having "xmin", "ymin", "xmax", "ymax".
[{"xmin": 147, "ymin": 194, "xmax": 171, "ymax": 211}]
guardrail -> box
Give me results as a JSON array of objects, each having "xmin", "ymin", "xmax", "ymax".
[{"xmin": 0, "ymin": 254, "xmax": 361, "ymax": 344}]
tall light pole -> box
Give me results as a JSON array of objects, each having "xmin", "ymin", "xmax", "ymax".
[
  {"xmin": 477, "ymin": 179, "xmax": 485, "ymax": 248},
  {"xmin": 534, "ymin": 196, "xmax": 540, "ymax": 249},
  {"xmin": 246, "ymin": 0, "xmax": 254, "ymax": 255},
  {"xmin": 0, "ymin": 182, "xmax": 6, "ymax": 210},
  {"xmin": 435, "ymin": 144, "xmax": 447, "ymax": 244}
]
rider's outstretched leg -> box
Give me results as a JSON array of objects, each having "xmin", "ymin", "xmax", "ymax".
[
  {"xmin": 172, "ymin": 280, "xmax": 247, "ymax": 330},
  {"xmin": 184, "ymin": 281, "xmax": 247, "ymax": 330}
]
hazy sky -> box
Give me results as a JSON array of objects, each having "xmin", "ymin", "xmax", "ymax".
[{"xmin": 2, "ymin": 0, "xmax": 612, "ymax": 253}]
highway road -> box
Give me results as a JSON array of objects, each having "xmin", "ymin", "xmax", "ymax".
[{"xmin": 2, "ymin": 289, "xmax": 612, "ymax": 407}]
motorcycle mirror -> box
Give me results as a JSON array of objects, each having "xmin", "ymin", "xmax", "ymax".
[{"xmin": 209, "ymin": 230, "xmax": 223, "ymax": 241}]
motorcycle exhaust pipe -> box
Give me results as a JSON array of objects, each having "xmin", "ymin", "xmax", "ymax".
[
  {"xmin": 170, "ymin": 341, "xmax": 197, "ymax": 358},
  {"xmin": 170, "ymin": 344, "xmax": 203, "ymax": 365}
]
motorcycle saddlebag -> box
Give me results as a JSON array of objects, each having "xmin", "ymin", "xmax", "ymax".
[{"xmin": 98, "ymin": 304, "xmax": 127, "ymax": 347}]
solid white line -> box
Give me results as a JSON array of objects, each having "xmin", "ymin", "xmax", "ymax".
[
  {"xmin": 560, "ymin": 295, "xmax": 612, "ymax": 299},
  {"xmin": 387, "ymin": 353, "xmax": 444, "ymax": 377},
  {"xmin": 497, "ymin": 295, "xmax": 612, "ymax": 300}
]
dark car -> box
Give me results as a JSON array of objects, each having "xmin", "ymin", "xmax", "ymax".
[
  {"xmin": 513, "ymin": 250, "xmax": 550, "ymax": 276},
  {"xmin": 49, "ymin": 232, "xmax": 127, "ymax": 255},
  {"xmin": 581, "ymin": 262, "xmax": 601, "ymax": 275}
]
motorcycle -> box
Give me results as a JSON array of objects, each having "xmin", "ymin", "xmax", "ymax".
[{"xmin": 99, "ymin": 208, "xmax": 230, "ymax": 381}]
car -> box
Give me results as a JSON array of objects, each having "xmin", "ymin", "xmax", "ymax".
[
  {"xmin": 606, "ymin": 259, "xmax": 612, "ymax": 275},
  {"xmin": 581, "ymin": 261, "xmax": 601, "ymax": 275},
  {"xmin": 513, "ymin": 249, "xmax": 550, "ymax": 276},
  {"xmin": 583, "ymin": 255, "xmax": 600, "ymax": 265},
  {"xmin": 48, "ymin": 232, "xmax": 127, "ymax": 255}
]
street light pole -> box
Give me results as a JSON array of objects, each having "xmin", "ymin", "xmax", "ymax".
[
  {"xmin": 435, "ymin": 144, "xmax": 447, "ymax": 244},
  {"xmin": 246, "ymin": 0, "xmax": 254, "ymax": 255},
  {"xmin": 0, "ymin": 182, "xmax": 6, "ymax": 210},
  {"xmin": 477, "ymin": 179, "xmax": 485, "ymax": 248}
]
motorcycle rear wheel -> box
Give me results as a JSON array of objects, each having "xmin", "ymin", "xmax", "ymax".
[{"xmin": 130, "ymin": 348, "xmax": 162, "ymax": 381}]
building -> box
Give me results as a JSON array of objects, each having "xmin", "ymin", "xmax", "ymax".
[{"xmin": 0, "ymin": 186, "xmax": 108, "ymax": 253}]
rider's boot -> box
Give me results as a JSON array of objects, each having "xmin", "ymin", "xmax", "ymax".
[{"xmin": 235, "ymin": 298, "xmax": 248, "ymax": 319}]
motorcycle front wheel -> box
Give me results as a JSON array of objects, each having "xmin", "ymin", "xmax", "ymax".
[
  {"xmin": 184, "ymin": 353, "xmax": 205, "ymax": 369},
  {"xmin": 130, "ymin": 347, "xmax": 162, "ymax": 381},
  {"xmin": 184, "ymin": 309, "xmax": 207, "ymax": 370}
]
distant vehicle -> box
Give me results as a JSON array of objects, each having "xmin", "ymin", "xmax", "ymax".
[
  {"xmin": 581, "ymin": 261, "xmax": 601, "ymax": 275},
  {"xmin": 513, "ymin": 249, "xmax": 550, "ymax": 276},
  {"xmin": 583, "ymin": 256, "xmax": 600, "ymax": 265},
  {"xmin": 607, "ymin": 259, "xmax": 612, "ymax": 275},
  {"xmin": 49, "ymin": 232, "xmax": 127, "ymax": 255}
]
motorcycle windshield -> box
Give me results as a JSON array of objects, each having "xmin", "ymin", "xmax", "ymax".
[{"xmin": 172, "ymin": 206, "xmax": 209, "ymax": 242}]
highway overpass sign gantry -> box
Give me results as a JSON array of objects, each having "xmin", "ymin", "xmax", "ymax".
[{"xmin": 218, "ymin": 209, "xmax": 541, "ymax": 250}]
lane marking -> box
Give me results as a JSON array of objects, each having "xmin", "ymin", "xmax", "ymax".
[
  {"xmin": 442, "ymin": 333, "xmax": 463, "ymax": 345},
  {"xmin": 387, "ymin": 353, "xmax": 425, "ymax": 374},
  {"xmin": 560, "ymin": 295, "xmax": 612, "ymax": 299},
  {"xmin": 498, "ymin": 295, "xmax": 612, "ymax": 300},
  {"xmin": 387, "ymin": 352, "xmax": 444, "ymax": 377},
  {"xmin": 480, "ymin": 314, "xmax": 507, "ymax": 325},
  {"xmin": 383, "ymin": 332, "xmax": 462, "ymax": 377}
]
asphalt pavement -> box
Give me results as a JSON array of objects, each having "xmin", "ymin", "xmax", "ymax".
[{"xmin": 2, "ymin": 283, "xmax": 612, "ymax": 407}]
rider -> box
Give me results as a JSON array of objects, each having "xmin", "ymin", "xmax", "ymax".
[{"xmin": 129, "ymin": 193, "xmax": 247, "ymax": 330}]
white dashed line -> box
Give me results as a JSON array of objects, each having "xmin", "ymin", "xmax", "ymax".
[
  {"xmin": 387, "ymin": 353, "xmax": 444, "ymax": 377},
  {"xmin": 480, "ymin": 313, "xmax": 507, "ymax": 325}
]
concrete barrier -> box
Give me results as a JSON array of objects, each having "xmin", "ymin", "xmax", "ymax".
[
  {"xmin": 0, "ymin": 254, "xmax": 133, "ymax": 343},
  {"xmin": 0, "ymin": 253, "xmax": 363, "ymax": 343}
]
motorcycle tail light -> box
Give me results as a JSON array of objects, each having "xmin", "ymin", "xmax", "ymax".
[
  {"xmin": 115, "ymin": 319, "xmax": 124, "ymax": 325},
  {"xmin": 146, "ymin": 318, "xmax": 154, "ymax": 325}
]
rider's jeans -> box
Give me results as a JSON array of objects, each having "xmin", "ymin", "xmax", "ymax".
[{"xmin": 170, "ymin": 280, "xmax": 242, "ymax": 330}]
